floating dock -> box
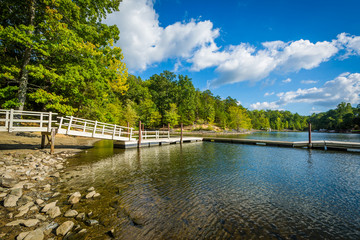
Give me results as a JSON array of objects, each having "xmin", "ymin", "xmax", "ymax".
[
  {"xmin": 203, "ymin": 138, "xmax": 360, "ymax": 152},
  {"xmin": 114, "ymin": 137, "xmax": 203, "ymax": 149}
]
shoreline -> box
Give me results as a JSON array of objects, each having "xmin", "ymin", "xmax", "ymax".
[{"xmin": 0, "ymin": 132, "xmax": 111, "ymax": 239}]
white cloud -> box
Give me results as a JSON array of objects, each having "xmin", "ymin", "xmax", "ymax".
[
  {"xmin": 264, "ymin": 92, "xmax": 275, "ymax": 96},
  {"xmin": 250, "ymin": 101, "xmax": 280, "ymax": 110},
  {"xmin": 250, "ymin": 72, "xmax": 360, "ymax": 110},
  {"xmin": 104, "ymin": 0, "xmax": 219, "ymax": 71},
  {"xmin": 300, "ymin": 80, "xmax": 318, "ymax": 84},
  {"xmin": 203, "ymin": 38, "xmax": 338, "ymax": 87},
  {"xmin": 282, "ymin": 78, "xmax": 291, "ymax": 83},
  {"xmin": 104, "ymin": 1, "xmax": 360, "ymax": 88},
  {"xmin": 337, "ymin": 33, "xmax": 360, "ymax": 57}
]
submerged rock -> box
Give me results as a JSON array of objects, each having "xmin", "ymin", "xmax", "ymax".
[
  {"xmin": 23, "ymin": 228, "xmax": 44, "ymax": 240},
  {"xmin": 41, "ymin": 201, "xmax": 57, "ymax": 213},
  {"xmin": 23, "ymin": 219, "xmax": 40, "ymax": 227},
  {"xmin": 64, "ymin": 209, "xmax": 78, "ymax": 217},
  {"xmin": 56, "ymin": 221, "xmax": 74, "ymax": 236},
  {"xmin": 85, "ymin": 191, "xmax": 96, "ymax": 199},
  {"xmin": 68, "ymin": 192, "xmax": 81, "ymax": 204},
  {"xmin": 47, "ymin": 206, "xmax": 61, "ymax": 218}
]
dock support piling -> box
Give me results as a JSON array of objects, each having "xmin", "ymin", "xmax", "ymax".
[
  {"xmin": 41, "ymin": 134, "xmax": 45, "ymax": 149},
  {"xmin": 308, "ymin": 122, "xmax": 312, "ymax": 148},
  {"xmin": 180, "ymin": 123, "xmax": 183, "ymax": 144},
  {"xmin": 138, "ymin": 121, "xmax": 142, "ymax": 148},
  {"xmin": 50, "ymin": 128, "xmax": 55, "ymax": 154}
]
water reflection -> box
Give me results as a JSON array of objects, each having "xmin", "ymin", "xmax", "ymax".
[{"xmin": 63, "ymin": 141, "xmax": 360, "ymax": 239}]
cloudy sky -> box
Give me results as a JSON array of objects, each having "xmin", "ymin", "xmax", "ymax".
[{"xmin": 104, "ymin": 0, "xmax": 360, "ymax": 115}]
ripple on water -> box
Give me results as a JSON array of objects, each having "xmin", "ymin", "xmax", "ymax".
[{"xmin": 64, "ymin": 141, "xmax": 360, "ymax": 239}]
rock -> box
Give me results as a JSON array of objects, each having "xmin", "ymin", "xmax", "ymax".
[
  {"xmin": 85, "ymin": 191, "xmax": 96, "ymax": 199},
  {"xmin": 24, "ymin": 228, "xmax": 44, "ymax": 240},
  {"xmin": 0, "ymin": 192, "xmax": 7, "ymax": 198},
  {"xmin": 64, "ymin": 209, "xmax": 78, "ymax": 217},
  {"xmin": 6, "ymin": 219, "xmax": 24, "ymax": 226},
  {"xmin": 18, "ymin": 202, "xmax": 34, "ymax": 212},
  {"xmin": 4, "ymin": 194, "xmax": 20, "ymax": 207},
  {"xmin": 85, "ymin": 219, "xmax": 99, "ymax": 226},
  {"xmin": 68, "ymin": 192, "xmax": 81, "ymax": 204},
  {"xmin": 55, "ymin": 164, "xmax": 63, "ymax": 170},
  {"xmin": 75, "ymin": 212, "xmax": 85, "ymax": 220},
  {"xmin": 17, "ymin": 231, "xmax": 30, "ymax": 240},
  {"xmin": 87, "ymin": 187, "xmax": 95, "ymax": 192},
  {"xmin": 47, "ymin": 206, "xmax": 61, "ymax": 218},
  {"xmin": 17, "ymin": 195, "xmax": 33, "ymax": 206},
  {"xmin": 23, "ymin": 219, "xmax": 40, "ymax": 227},
  {"xmin": 78, "ymin": 229, "xmax": 87, "ymax": 234},
  {"xmin": 93, "ymin": 193, "xmax": 100, "ymax": 198},
  {"xmin": 56, "ymin": 221, "xmax": 74, "ymax": 236},
  {"xmin": 41, "ymin": 201, "xmax": 57, "ymax": 213},
  {"xmin": 50, "ymin": 172, "xmax": 60, "ymax": 178},
  {"xmin": 51, "ymin": 192, "xmax": 60, "ymax": 198},
  {"xmin": 11, "ymin": 188, "xmax": 23, "ymax": 197},
  {"xmin": 43, "ymin": 184, "xmax": 51, "ymax": 191},
  {"xmin": 15, "ymin": 208, "xmax": 29, "ymax": 218},
  {"xmin": 30, "ymin": 205, "xmax": 38, "ymax": 212},
  {"xmin": 1, "ymin": 172, "xmax": 17, "ymax": 188},
  {"xmin": 35, "ymin": 199, "xmax": 44, "ymax": 205},
  {"xmin": 87, "ymin": 211, "xmax": 93, "ymax": 217},
  {"xmin": 35, "ymin": 214, "xmax": 47, "ymax": 221},
  {"xmin": 24, "ymin": 183, "xmax": 35, "ymax": 189},
  {"xmin": 43, "ymin": 222, "xmax": 59, "ymax": 235}
]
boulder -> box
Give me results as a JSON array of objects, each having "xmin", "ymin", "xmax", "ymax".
[
  {"xmin": 23, "ymin": 228, "xmax": 44, "ymax": 240},
  {"xmin": 41, "ymin": 201, "xmax": 57, "ymax": 213},
  {"xmin": 85, "ymin": 191, "xmax": 96, "ymax": 199},
  {"xmin": 23, "ymin": 219, "xmax": 40, "ymax": 227},
  {"xmin": 56, "ymin": 221, "xmax": 74, "ymax": 236},
  {"xmin": 68, "ymin": 192, "xmax": 81, "ymax": 204},
  {"xmin": 64, "ymin": 209, "xmax": 78, "ymax": 218},
  {"xmin": 1, "ymin": 172, "xmax": 17, "ymax": 188},
  {"xmin": 47, "ymin": 206, "xmax": 61, "ymax": 218},
  {"xmin": 4, "ymin": 194, "xmax": 20, "ymax": 207}
]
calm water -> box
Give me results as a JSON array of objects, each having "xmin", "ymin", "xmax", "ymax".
[{"xmin": 64, "ymin": 132, "xmax": 360, "ymax": 239}]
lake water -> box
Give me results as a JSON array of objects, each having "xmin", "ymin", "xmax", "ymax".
[{"xmin": 63, "ymin": 132, "xmax": 360, "ymax": 239}]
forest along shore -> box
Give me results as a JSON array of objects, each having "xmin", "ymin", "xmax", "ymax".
[{"xmin": 0, "ymin": 133, "xmax": 114, "ymax": 239}]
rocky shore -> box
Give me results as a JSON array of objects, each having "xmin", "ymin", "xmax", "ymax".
[{"xmin": 0, "ymin": 134, "xmax": 112, "ymax": 240}]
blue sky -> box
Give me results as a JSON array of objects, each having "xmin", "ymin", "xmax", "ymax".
[{"xmin": 104, "ymin": 0, "xmax": 360, "ymax": 115}]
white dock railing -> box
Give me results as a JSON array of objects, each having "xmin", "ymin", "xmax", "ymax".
[
  {"xmin": 0, "ymin": 109, "xmax": 57, "ymax": 132},
  {"xmin": 57, "ymin": 116, "xmax": 135, "ymax": 141},
  {"xmin": 138, "ymin": 130, "xmax": 170, "ymax": 140}
]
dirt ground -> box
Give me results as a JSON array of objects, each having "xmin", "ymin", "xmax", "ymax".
[{"xmin": 0, "ymin": 132, "xmax": 99, "ymax": 155}]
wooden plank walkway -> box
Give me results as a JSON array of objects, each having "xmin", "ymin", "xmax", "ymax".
[
  {"xmin": 203, "ymin": 137, "xmax": 360, "ymax": 152},
  {"xmin": 114, "ymin": 137, "xmax": 203, "ymax": 149}
]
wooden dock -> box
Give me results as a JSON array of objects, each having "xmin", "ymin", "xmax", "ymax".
[
  {"xmin": 203, "ymin": 137, "xmax": 360, "ymax": 152},
  {"xmin": 114, "ymin": 137, "xmax": 203, "ymax": 149}
]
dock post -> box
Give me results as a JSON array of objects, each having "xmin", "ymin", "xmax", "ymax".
[
  {"xmin": 50, "ymin": 128, "xmax": 55, "ymax": 154},
  {"xmin": 138, "ymin": 121, "xmax": 142, "ymax": 148},
  {"xmin": 180, "ymin": 123, "xmax": 183, "ymax": 144},
  {"xmin": 47, "ymin": 112, "xmax": 52, "ymax": 132},
  {"xmin": 41, "ymin": 133, "xmax": 45, "ymax": 149},
  {"xmin": 308, "ymin": 122, "xmax": 312, "ymax": 148}
]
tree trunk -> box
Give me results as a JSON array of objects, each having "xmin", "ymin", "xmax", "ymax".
[{"xmin": 17, "ymin": 0, "xmax": 35, "ymax": 111}]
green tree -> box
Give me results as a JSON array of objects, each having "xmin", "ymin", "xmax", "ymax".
[
  {"xmin": 164, "ymin": 103, "xmax": 180, "ymax": 128},
  {"xmin": 0, "ymin": 0, "xmax": 127, "ymax": 120},
  {"xmin": 228, "ymin": 106, "xmax": 252, "ymax": 131}
]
